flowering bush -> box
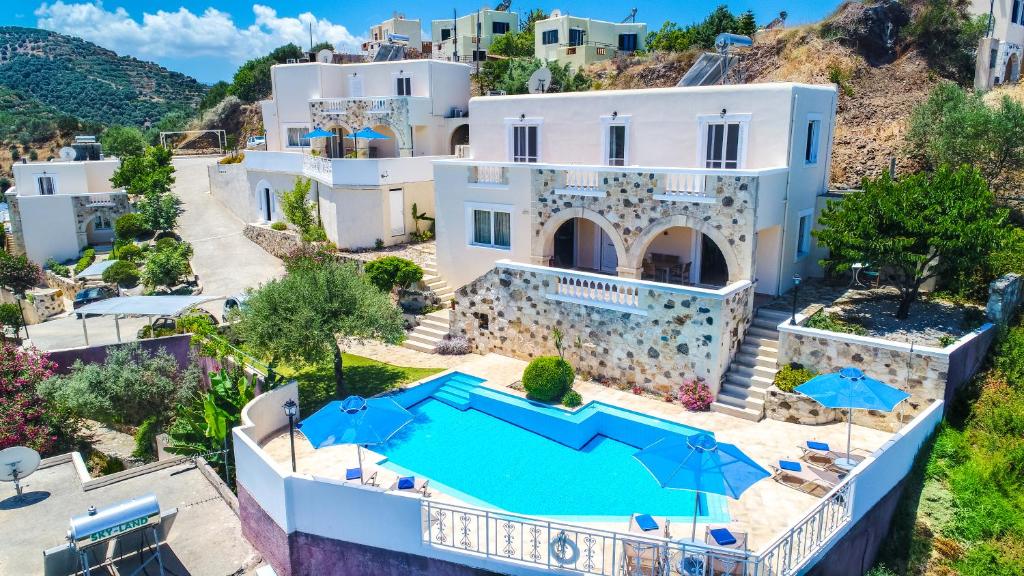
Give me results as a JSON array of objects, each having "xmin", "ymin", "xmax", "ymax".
[
  {"xmin": 679, "ymin": 379, "xmax": 713, "ymax": 411},
  {"xmin": 436, "ymin": 334, "xmax": 470, "ymax": 355},
  {"xmin": 0, "ymin": 344, "xmax": 72, "ymax": 454}
]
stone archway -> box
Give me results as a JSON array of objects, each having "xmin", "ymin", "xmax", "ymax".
[
  {"xmin": 254, "ymin": 179, "xmax": 275, "ymax": 222},
  {"xmin": 1007, "ymin": 52, "xmax": 1021, "ymax": 84},
  {"xmin": 628, "ymin": 214, "xmax": 747, "ymax": 284},
  {"xmin": 369, "ymin": 124, "xmax": 399, "ymax": 158},
  {"xmin": 449, "ymin": 123, "xmax": 469, "ymax": 155},
  {"xmin": 83, "ymin": 212, "xmax": 115, "ymax": 246},
  {"xmin": 535, "ymin": 207, "xmax": 629, "ymax": 274},
  {"xmin": 324, "ymin": 123, "xmax": 353, "ymax": 158}
]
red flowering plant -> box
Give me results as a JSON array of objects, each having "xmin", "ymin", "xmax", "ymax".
[
  {"xmin": 0, "ymin": 344, "xmax": 72, "ymax": 455},
  {"xmin": 679, "ymin": 378, "xmax": 713, "ymax": 412}
]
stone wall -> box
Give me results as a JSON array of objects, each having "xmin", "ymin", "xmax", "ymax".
[
  {"xmin": 452, "ymin": 262, "xmax": 752, "ymax": 395},
  {"xmin": 243, "ymin": 224, "xmax": 302, "ymax": 259},
  {"xmin": 310, "ymin": 98, "xmax": 413, "ymax": 157},
  {"xmin": 764, "ymin": 387, "xmax": 839, "ymax": 425},
  {"xmin": 987, "ymin": 273, "xmax": 1022, "ymax": 326},
  {"xmin": 73, "ymin": 193, "xmax": 130, "ymax": 247},
  {"xmin": 29, "ymin": 287, "xmax": 65, "ymax": 320}
]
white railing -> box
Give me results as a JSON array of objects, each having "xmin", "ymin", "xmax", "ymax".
[
  {"xmin": 302, "ymin": 154, "xmax": 333, "ymax": 180},
  {"xmin": 560, "ymin": 169, "xmax": 603, "ymax": 195},
  {"xmin": 319, "ymin": 97, "xmax": 392, "ymax": 114},
  {"xmin": 472, "ymin": 165, "xmax": 507, "ymax": 186},
  {"xmin": 755, "ymin": 479, "xmax": 854, "ymax": 575},
  {"xmin": 424, "ymin": 500, "xmax": 756, "ymax": 576},
  {"xmin": 657, "ymin": 173, "xmax": 712, "ymax": 203},
  {"xmin": 84, "ymin": 193, "xmax": 117, "ymax": 206},
  {"xmin": 550, "ymin": 270, "xmax": 642, "ymax": 312}
]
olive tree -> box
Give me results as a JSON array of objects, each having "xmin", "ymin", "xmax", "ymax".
[
  {"xmin": 237, "ymin": 261, "xmax": 405, "ymax": 398},
  {"xmin": 816, "ymin": 166, "xmax": 1006, "ymax": 319}
]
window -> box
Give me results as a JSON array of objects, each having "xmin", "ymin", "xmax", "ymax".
[
  {"xmin": 286, "ymin": 127, "xmax": 311, "ymax": 147},
  {"xmin": 607, "ymin": 124, "xmax": 626, "ymax": 166},
  {"xmin": 542, "ymin": 29, "xmax": 558, "ymax": 45},
  {"xmin": 441, "ymin": 28, "xmax": 452, "ymax": 41},
  {"xmin": 470, "ymin": 207, "xmax": 511, "ymax": 249},
  {"xmin": 618, "ymin": 33, "xmax": 638, "ymax": 51},
  {"xmin": 396, "ymin": 76, "xmax": 411, "ymax": 96},
  {"xmin": 569, "ymin": 28, "xmax": 585, "ymax": 47},
  {"xmin": 796, "ymin": 211, "xmax": 812, "ymax": 260},
  {"xmin": 700, "ymin": 116, "xmax": 748, "ymax": 169},
  {"xmin": 1015, "ymin": 0, "xmax": 1022, "ymax": 24},
  {"xmin": 472, "ymin": 50, "xmax": 487, "ymax": 62},
  {"xmin": 511, "ymin": 124, "xmax": 539, "ymax": 163},
  {"xmin": 36, "ymin": 175, "xmax": 55, "ymax": 195},
  {"xmin": 94, "ymin": 214, "xmax": 112, "ymax": 230},
  {"xmin": 492, "ymin": 21, "xmax": 510, "ymax": 34},
  {"xmin": 805, "ymin": 115, "xmax": 821, "ymax": 165}
]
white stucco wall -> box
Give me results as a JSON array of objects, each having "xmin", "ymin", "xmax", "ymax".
[
  {"xmin": 17, "ymin": 194, "xmax": 79, "ymax": 263},
  {"xmin": 430, "ymin": 10, "xmax": 519, "ymax": 60},
  {"xmin": 971, "ymin": 0, "xmax": 1024, "ymax": 45},
  {"xmin": 534, "ymin": 15, "xmax": 647, "ymax": 64},
  {"xmin": 12, "ymin": 160, "xmax": 119, "ymax": 196}
]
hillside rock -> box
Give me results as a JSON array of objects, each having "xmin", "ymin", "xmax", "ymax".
[{"xmin": 821, "ymin": 0, "xmax": 911, "ymax": 63}]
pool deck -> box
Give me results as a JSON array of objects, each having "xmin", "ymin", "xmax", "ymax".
[{"xmin": 260, "ymin": 352, "xmax": 893, "ymax": 551}]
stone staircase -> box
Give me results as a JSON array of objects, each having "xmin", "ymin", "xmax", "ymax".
[
  {"xmin": 710, "ymin": 308, "xmax": 789, "ymax": 421},
  {"xmin": 421, "ymin": 254, "xmax": 454, "ymax": 304},
  {"xmin": 402, "ymin": 254, "xmax": 454, "ymax": 353}
]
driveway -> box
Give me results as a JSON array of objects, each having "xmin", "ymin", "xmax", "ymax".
[{"xmin": 172, "ymin": 156, "xmax": 285, "ymax": 313}]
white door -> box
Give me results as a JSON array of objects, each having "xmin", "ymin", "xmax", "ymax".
[
  {"xmin": 599, "ymin": 229, "xmax": 618, "ymax": 273},
  {"xmin": 389, "ymin": 188, "xmax": 406, "ymax": 237}
]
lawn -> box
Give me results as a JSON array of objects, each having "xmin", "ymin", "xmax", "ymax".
[{"xmin": 277, "ymin": 353, "xmax": 443, "ymax": 414}]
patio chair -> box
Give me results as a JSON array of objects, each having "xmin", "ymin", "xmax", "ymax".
[
  {"xmin": 704, "ymin": 527, "xmax": 749, "ymax": 576},
  {"xmin": 770, "ymin": 460, "xmax": 842, "ymax": 497},
  {"xmin": 621, "ymin": 539, "xmax": 663, "ymax": 576},
  {"xmin": 343, "ymin": 465, "xmax": 379, "ymax": 487},
  {"xmin": 390, "ymin": 475, "xmax": 431, "ymax": 496},
  {"xmin": 642, "ymin": 258, "xmax": 656, "ymax": 281},
  {"xmin": 800, "ymin": 441, "xmax": 872, "ymax": 472}
]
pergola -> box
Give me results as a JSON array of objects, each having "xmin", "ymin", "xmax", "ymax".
[{"xmin": 75, "ymin": 295, "xmax": 219, "ymax": 345}]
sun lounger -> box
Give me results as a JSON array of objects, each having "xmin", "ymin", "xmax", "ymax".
[
  {"xmin": 622, "ymin": 514, "xmax": 668, "ymax": 575},
  {"xmin": 629, "ymin": 513, "xmax": 671, "ymax": 537},
  {"xmin": 800, "ymin": 441, "xmax": 872, "ymax": 472},
  {"xmin": 704, "ymin": 527, "xmax": 749, "ymax": 575},
  {"xmin": 344, "ymin": 466, "xmax": 379, "ymax": 486},
  {"xmin": 390, "ymin": 475, "xmax": 430, "ymax": 496},
  {"xmin": 771, "ymin": 460, "xmax": 842, "ymax": 497}
]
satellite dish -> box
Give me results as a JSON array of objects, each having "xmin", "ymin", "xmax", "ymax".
[
  {"xmin": 528, "ymin": 66, "xmax": 552, "ymax": 94},
  {"xmin": 550, "ymin": 8, "xmax": 562, "ymax": 18},
  {"xmin": 59, "ymin": 146, "xmax": 76, "ymax": 161},
  {"xmin": 0, "ymin": 446, "xmax": 41, "ymax": 497},
  {"xmin": 317, "ymin": 49, "xmax": 333, "ymax": 63}
]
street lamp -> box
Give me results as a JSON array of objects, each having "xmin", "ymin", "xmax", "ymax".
[
  {"xmin": 790, "ymin": 274, "xmax": 802, "ymax": 325},
  {"xmin": 282, "ymin": 399, "xmax": 298, "ymax": 473}
]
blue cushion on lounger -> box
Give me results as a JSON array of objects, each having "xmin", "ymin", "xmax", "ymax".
[
  {"xmin": 634, "ymin": 514, "xmax": 659, "ymax": 532},
  {"xmin": 398, "ymin": 476, "xmax": 415, "ymax": 490},
  {"xmin": 806, "ymin": 441, "xmax": 830, "ymax": 451},
  {"xmin": 345, "ymin": 468, "xmax": 361, "ymax": 480},
  {"xmin": 779, "ymin": 460, "xmax": 802, "ymax": 472},
  {"xmin": 709, "ymin": 528, "xmax": 737, "ymax": 546}
]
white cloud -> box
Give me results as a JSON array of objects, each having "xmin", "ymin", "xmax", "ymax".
[{"xmin": 34, "ymin": 1, "xmax": 363, "ymax": 64}]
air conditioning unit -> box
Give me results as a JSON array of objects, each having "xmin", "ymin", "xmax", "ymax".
[
  {"xmin": 298, "ymin": 57, "xmax": 310, "ymax": 63},
  {"xmin": 448, "ymin": 106, "xmax": 465, "ymax": 118},
  {"xmin": 286, "ymin": 58, "xmax": 298, "ymax": 64},
  {"xmin": 486, "ymin": 90, "xmax": 507, "ymax": 96},
  {"xmin": 455, "ymin": 144, "xmax": 471, "ymax": 158}
]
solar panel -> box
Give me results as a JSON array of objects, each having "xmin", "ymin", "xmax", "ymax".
[{"xmin": 677, "ymin": 53, "xmax": 739, "ymax": 87}]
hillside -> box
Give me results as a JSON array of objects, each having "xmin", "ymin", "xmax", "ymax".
[{"xmin": 0, "ymin": 27, "xmax": 206, "ymax": 127}]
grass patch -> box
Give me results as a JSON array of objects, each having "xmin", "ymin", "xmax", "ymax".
[
  {"xmin": 277, "ymin": 353, "xmax": 443, "ymax": 414},
  {"xmin": 804, "ymin": 310, "xmax": 869, "ymax": 336}
]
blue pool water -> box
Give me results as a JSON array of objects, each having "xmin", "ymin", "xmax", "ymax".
[{"xmin": 375, "ymin": 372, "xmax": 730, "ymax": 522}]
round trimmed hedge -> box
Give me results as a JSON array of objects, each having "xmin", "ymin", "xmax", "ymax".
[{"xmin": 522, "ymin": 356, "xmax": 575, "ymax": 402}]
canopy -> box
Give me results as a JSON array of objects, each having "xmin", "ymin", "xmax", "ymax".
[
  {"xmin": 344, "ymin": 127, "xmax": 392, "ymax": 140},
  {"xmin": 74, "ymin": 295, "xmax": 219, "ymax": 317},
  {"xmin": 75, "ymin": 259, "xmax": 119, "ymax": 278},
  {"xmin": 634, "ymin": 432, "xmax": 769, "ymax": 540},
  {"xmin": 304, "ymin": 128, "xmax": 335, "ymax": 139}
]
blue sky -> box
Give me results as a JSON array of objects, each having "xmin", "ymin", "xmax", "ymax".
[{"xmin": 2, "ymin": 1, "xmax": 839, "ymax": 83}]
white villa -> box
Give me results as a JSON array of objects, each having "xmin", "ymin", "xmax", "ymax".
[
  {"xmin": 364, "ymin": 14, "xmax": 429, "ymax": 58},
  {"xmin": 4, "ymin": 156, "xmax": 128, "ymax": 265},
  {"xmin": 240, "ymin": 59, "xmax": 471, "ymax": 249},
  {"xmin": 972, "ymin": 0, "xmax": 1023, "ymax": 89},
  {"xmin": 534, "ymin": 13, "xmax": 647, "ymax": 67},
  {"xmin": 431, "ymin": 10, "xmax": 519, "ymax": 62}
]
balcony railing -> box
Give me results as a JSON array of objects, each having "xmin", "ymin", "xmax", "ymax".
[
  {"xmin": 81, "ymin": 191, "xmax": 125, "ymax": 207},
  {"xmin": 319, "ymin": 97, "xmax": 393, "ymax": 114},
  {"xmin": 302, "ymin": 153, "xmax": 333, "ymax": 180},
  {"xmin": 469, "ymin": 164, "xmax": 507, "ymax": 187},
  {"xmin": 755, "ymin": 478, "xmax": 854, "ymax": 574}
]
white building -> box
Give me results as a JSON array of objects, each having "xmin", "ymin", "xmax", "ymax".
[
  {"xmin": 534, "ymin": 13, "xmax": 646, "ymax": 68},
  {"xmin": 431, "ymin": 82, "xmax": 837, "ymax": 415},
  {"xmin": 431, "ymin": 10, "xmax": 519, "ymax": 62},
  {"xmin": 4, "ymin": 158, "xmax": 128, "ymax": 265},
  {"xmin": 364, "ymin": 14, "xmax": 429, "ymax": 58},
  {"xmin": 240, "ymin": 59, "xmax": 471, "ymax": 249},
  {"xmin": 971, "ymin": 0, "xmax": 1023, "ymax": 89}
]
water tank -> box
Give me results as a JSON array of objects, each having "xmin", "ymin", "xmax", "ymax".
[{"xmin": 68, "ymin": 494, "xmax": 161, "ymax": 549}]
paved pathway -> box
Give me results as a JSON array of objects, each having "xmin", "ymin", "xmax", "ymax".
[{"xmin": 172, "ymin": 156, "xmax": 284, "ymax": 314}]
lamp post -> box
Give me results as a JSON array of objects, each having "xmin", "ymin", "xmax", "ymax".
[
  {"xmin": 283, "ymin": 399, "xmax": 298, "ymax": 473},
  {"xmin": 790, "ymin": 274, "xmax": 802, "ymax": 325}
]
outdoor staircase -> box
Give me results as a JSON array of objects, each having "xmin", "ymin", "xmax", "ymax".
[
  {"xmin": 710, "ymin": 308, "xmax": 789, "ymax": 421},
  {"xmin": 403, "ymin": 309, "xmax": 453, "ymax": 353},
  {"xmin": 421, "ymin": 254, "xmax": 454, "ymax": 304}
]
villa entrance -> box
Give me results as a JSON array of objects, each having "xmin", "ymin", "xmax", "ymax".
[
  {"xmin": 368, "ymin": 125, "xmax": 398, "ymax": 158},
  {"xmin": 638, "ymin": 226, "xmax": 729, "ymax": 287},
  {"xmin": 325, "ymin": 126, "xmax": 350, "ymax": 158},
  {"xmin": 85, "ymin": 213, "xmax": 114, "ymax": 246},
  {"xmin": 551, "ymin": 218, "xmax": 619, "ymax": 274},
  {"xmin": 450, "ymin": 124, "xmax": 469, "ymax": 155}
]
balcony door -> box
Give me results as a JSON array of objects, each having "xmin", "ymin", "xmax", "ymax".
[
  {"xmin": 598, "ymin": 228, "xmax": 618, "ymax": 273},
  {"xmin": 699, "ymin": 114, "xmax": 749, "ymax": 169}
]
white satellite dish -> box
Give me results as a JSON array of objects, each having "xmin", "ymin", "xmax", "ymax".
[
  {"xmin": 0, "ymin": 446, "xmax": 41, "ymax": 497},
  {"xmin": 59, "ymin": 146, "xmax": 76, "ymax": 161},
  {"xmin": 528, "ymin": 66, "xmax": 552, "ymax": 94},
  {"xmin": 317, "ymin": 49, "xmax": 333, "ymax": 63}
]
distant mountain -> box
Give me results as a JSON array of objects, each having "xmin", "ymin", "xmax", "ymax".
[{"xmin": 0, "ymin": 26, "xmax": 206, "ymax": 127}]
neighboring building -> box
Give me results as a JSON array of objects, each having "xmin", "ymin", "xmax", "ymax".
[
  {"xmin": 241, "ymin": 59, "xmax": 471, "ymax": 249},
  {"xmin": 363, "ymin": 14, "xmax": 429, "ymax": 58},
  {"xmin": 431, "ymin": 9, "xmax": 519, "ymax": 62},
  {"xmin": 432, "ymin": 82, "xmax": 837, "ymax": 413},
  {"xmin": 4, "ymin": 157, "xmax": 128, "ymax": 265},
  {"xmin": 534, "ymin": 13, "xmax": 647, "ymax": 68},
  {"xmin": 971, "ymin": 0, "xmax": 1023, "ymax": 90}
]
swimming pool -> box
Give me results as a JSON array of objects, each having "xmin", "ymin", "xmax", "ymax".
[{"xmin": 375, "ymin": 372, "xmax": 730, "ymax": 523}]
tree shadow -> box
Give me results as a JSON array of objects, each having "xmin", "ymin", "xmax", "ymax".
[{"xmin": 290, "ymin": 356, "xmax": 441, "ymax": 414}]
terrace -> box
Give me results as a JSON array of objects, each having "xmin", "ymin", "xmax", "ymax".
[
  {"xmin": 243, "ymin": 150, "xmax": 440, "ymax": 188},
  {"xmin": 237, "ymin": 352, "xmax": 938, "ymax": 576}
]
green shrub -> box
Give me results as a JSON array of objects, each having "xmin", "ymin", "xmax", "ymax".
[
  {"xmin": 522, "ymin": 356, "xmax": 575, "ymax": 402},
  {"xmin": 132, "ymin": 416, "xmax": 160, "ymax": 460},
  {"xmin": 154, "ymin": 237, "xmax": 180, "ymax": 252},
  {"xmin": 301, "ymin": 226, "xmax": 328, "ymax": 243},
  {"xmin": 73, "ymin": 248, "xmax": 96, "ymax": 274},
  {"xmin": 562, "ymin": 389, "xmax": 583, "ymax": 408},
  {"xmin": 0, "ymin": 302, "xmax": 23, "ymax": 333},
  {"xmin": 270, "ymin": 221, "xmax": 287, "ymax": 231},
  {"xmin": 774, "ymin": 363, "xmax": 817, "ymax": 393},
  {"xmin": 44, "ymin": 257, "xmax": 70, "ymax": 277},
  {"xmin": 112, "ymin": 242, "xmax": 144, "ymax": 262},
  {"xmin": 114, "ymin": 213, "xmax": 150, "ymax": 240},
  {"xmin": 364, "ymin": 256, "xmax": 424, "ymax": 292},
  {"xmin": 101, "ymin": 260, "xmax": 140, "ymax": 287},
  {"xmin": 804, "ymin": 311, "xmax": 868, "ymax": 336},
  {"xmin": 87, "ymin": 450, "xmax": 126, "ymax": 476}
]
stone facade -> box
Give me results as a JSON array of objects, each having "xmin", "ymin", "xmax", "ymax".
[
  {"xmin": 529, "ymin": 171, "xmax": 758, "ymax": 281},
  {"xmin": 29, "ymin": 287, "xmax": 66, "ymax": 320},
  {"xmin": 764, "ymin": 387, "xmax": 839, "ymax": 425},
  {"xmin": 4, "ymin": 191, "xmax": 129, "ymax": 257},
  {"xmin": 452, "ymin": 263, "xmax": 752, "ymax": 394},
  {"xmin": 310, "ymin": 98, "xmax": 413, "ymax": 157},
  {"xmin": 987, "ymin": 273, "xmax": 1022, "ymax": 326},
  {"xmin": 243, "ymin": 224, "xmax": 303, "ymax": 259}
]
